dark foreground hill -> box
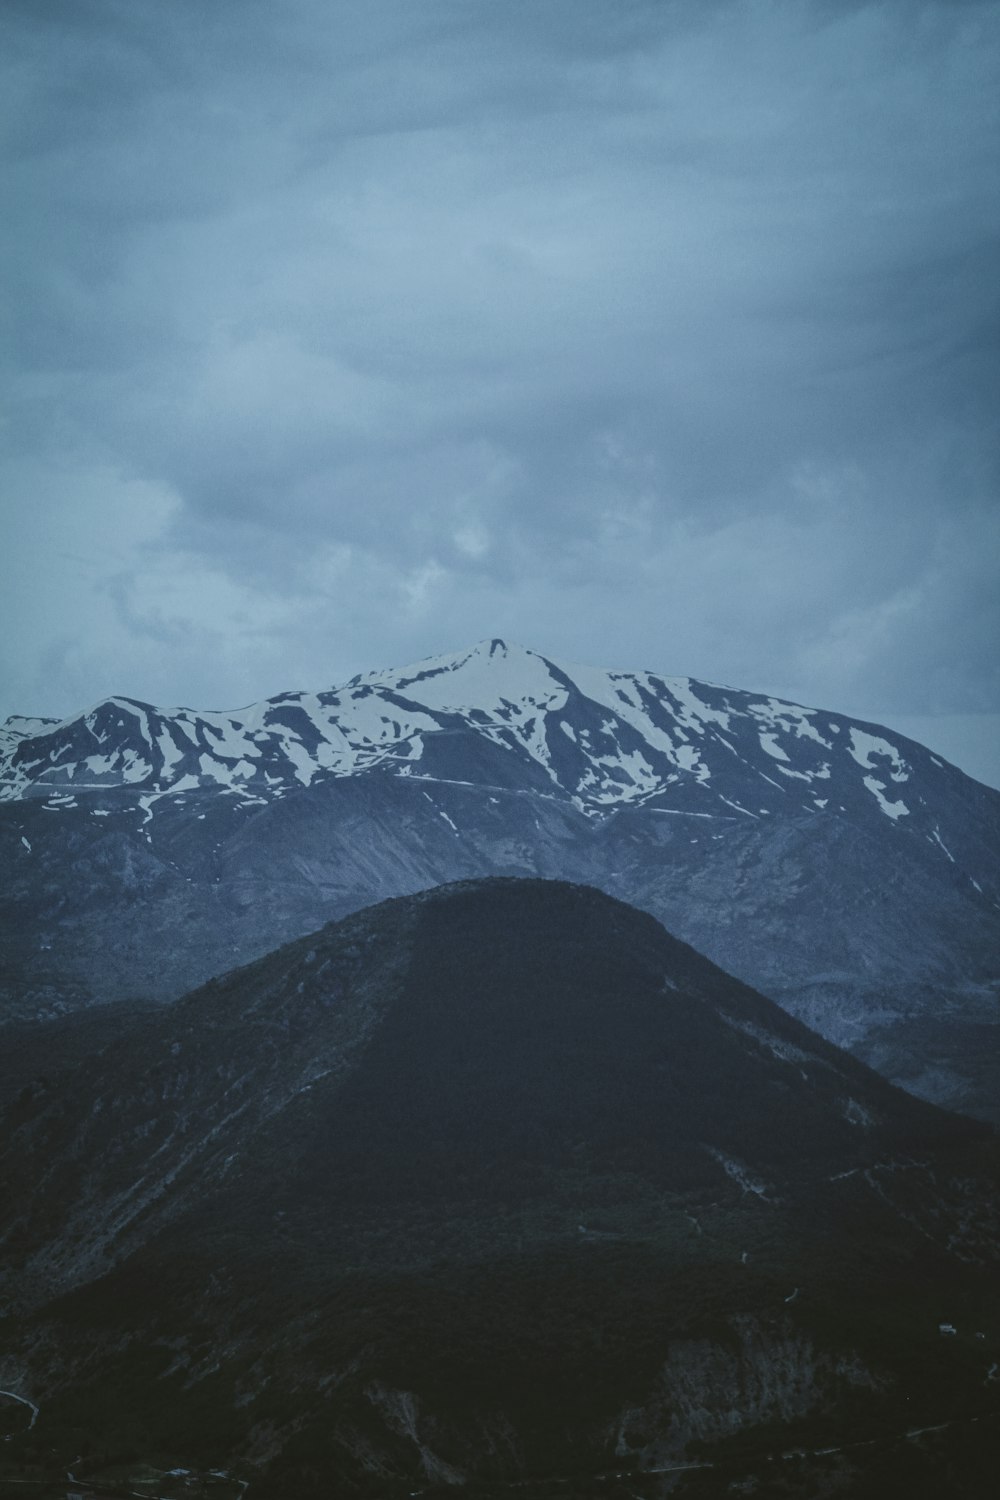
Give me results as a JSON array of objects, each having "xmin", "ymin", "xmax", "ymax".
[{"xmin": 0, "ymin": 879, "xmax": 998, "ymax": 1497}]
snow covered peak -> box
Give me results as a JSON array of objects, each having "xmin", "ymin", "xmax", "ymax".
[
  {"xmin": 355, "ymin": 639, "xmax": 560, "ymax": 713},
  {"xmin": 0, "ymin": 645, "xmax": 989, "ymax": 869}
]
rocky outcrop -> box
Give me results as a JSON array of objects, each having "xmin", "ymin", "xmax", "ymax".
[{"xmin": 613, "ymin": 1318, "xmax": 883, "ymax": 1467}]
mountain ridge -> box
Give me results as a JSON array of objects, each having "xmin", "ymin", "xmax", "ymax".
[
  {"xmin": 3, "ymin": 639, "xmax": 995, "ymax": 854},
  {"xmin": 2, "ymin": 641, "xmax": 998, "ymax": 1122}
]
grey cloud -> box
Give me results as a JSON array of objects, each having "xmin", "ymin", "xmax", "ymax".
[{"xmin": 1, "ymin": 0, "xmax": 998, "ymax": 756}]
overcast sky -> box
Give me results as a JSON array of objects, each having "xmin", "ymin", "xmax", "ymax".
[{"xmin": 2, "ymin": 0, "xmax": 999, "ymax": 784}]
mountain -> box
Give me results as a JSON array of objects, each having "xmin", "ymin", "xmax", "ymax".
[
  {"xmin": 3, "ymin": 639, "xmax": 996, "ymax": 834},
  {"xmin": 1, "ymin": 879, "xmax": 997, "ymax": 1498},
  {"xmin": 2, "ymin": 640, "xmax": 998, "ymax": 1119}
]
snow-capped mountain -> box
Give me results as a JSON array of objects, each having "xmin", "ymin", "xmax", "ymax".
[
  {"xmin": 2, "ymin": 641, "xmax": 998, "ymax": 1119},
  {"xmin": 0, "ymin": 639, "xmax": 993, "ymax": 858}
]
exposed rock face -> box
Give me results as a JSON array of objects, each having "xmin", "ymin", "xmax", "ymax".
[{"xmin": 614, "ymin": 1318, "xmax": 883, "ymax": 1467}]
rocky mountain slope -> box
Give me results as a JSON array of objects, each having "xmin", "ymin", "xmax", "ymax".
[
  {"xmin": 2, "ymin": 640, "xmax": 998, "ymax": 1118},
  {"xmin": 1, "ymin": 880, "xmax": 997, "ymax": 1497}
]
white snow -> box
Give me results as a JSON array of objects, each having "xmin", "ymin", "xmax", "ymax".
[
  {"xmin": 1, "ymin": 715, "xmax": 56, "ymax": 742},
  {"xmin": 929, "ymin": 828, "xmax": 955, "ymax": 862},
  {"xmin": 137, "ymin": 793, "xmax": 162, "ymax": 827},
  {"xmin": 849, "ymin": 728, "xmax": 909, "ymax": 782},
  {"xmin": 116, "ymin": 747, "xmax": 151, "ymax": 781},
  {"xmin": 758, "ymin": 732, "xmax": 790, "ymax": 762},
  {"xmin": 775, "ymin": 763, "xmax": 813, "ymax": 782},
  {"xmin": 706, "ymin": 1148, "xmax": 772, "ymax": 1199},
  {"xmin": 156, "ymin": 727, "xmax": 185, "ymax": 775},
  {"xmin": 673, "ymin": 744, "xmax": 703, "ymax": 774},
  {"xmin": 0, "ymin": 1390, "xmax": 39, "ymax": 1429},
  {"xmin": 206, "ymin": 715, "xmax": 264, "ymax": 761},
  {"xmin": 647, "ymin": 808, "xmax": 718, "ymax": 818},
  {"xmin": 757, "ymin": 772, "xmax": 786, "ymax": 793},
  {"xmin": 655, "ymin": 675, "xmax": 733, "ymax": 731},
  {"xmin": 718, "ymin": 795, "xmax": 758, "ymax": 818},
  {"xmin": 0, "ymin": 641, "xmax": 970, "ymax": 845},
  {"xmin": 167, "ymin": 773, "xmax": 201, "ymax": 793},
  {"xmin": 569, "ymin": 664, "xmax": 717, "ymax": 791},
  {"xmin": 365, "ymin": 642, "xmax": 566, "ymax": 727},
  {"xmin": 863, "ymin": 776, "xmax": 909, "ymax": 820},
  {"xmin": 746, "ymin": 698, "xmax": 832, "ymax": 755}
]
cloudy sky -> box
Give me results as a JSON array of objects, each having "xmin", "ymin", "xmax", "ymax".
[{"xmin": 3, "ymin": 0, "xmax": 999, "ymax": 783}]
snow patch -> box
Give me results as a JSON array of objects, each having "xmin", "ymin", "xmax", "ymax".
[
  {"xmin": 929, "ymin": 828, "xmax": 955, "ymax": 862},
  {"xmin": 706, "ymin": 1148, "xmax": 773, "ymax": 1200},
  {"xmin": 849, "ymin": 728, "xmax": 909, "ymax": 782},
  {"xmin": 0, "ymin": 1391, "xmax": 39, "ymax": 1429},
  {"xmin": 758, "ymin": 732, "xmax": 790, "ymax": 763},
  {"xmin": 863, "ymin": 776, "xmax": 909, "ymax": 820}
]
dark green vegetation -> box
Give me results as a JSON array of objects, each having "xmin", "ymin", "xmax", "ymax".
[{"xmin": 0, "ymin": 879, "xmax": 997, "ymax": 1495}]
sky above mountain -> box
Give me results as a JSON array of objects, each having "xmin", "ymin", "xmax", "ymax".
[{"xmin": 2, "ymin": 0, "xmax": 998, "ymax": 785}]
